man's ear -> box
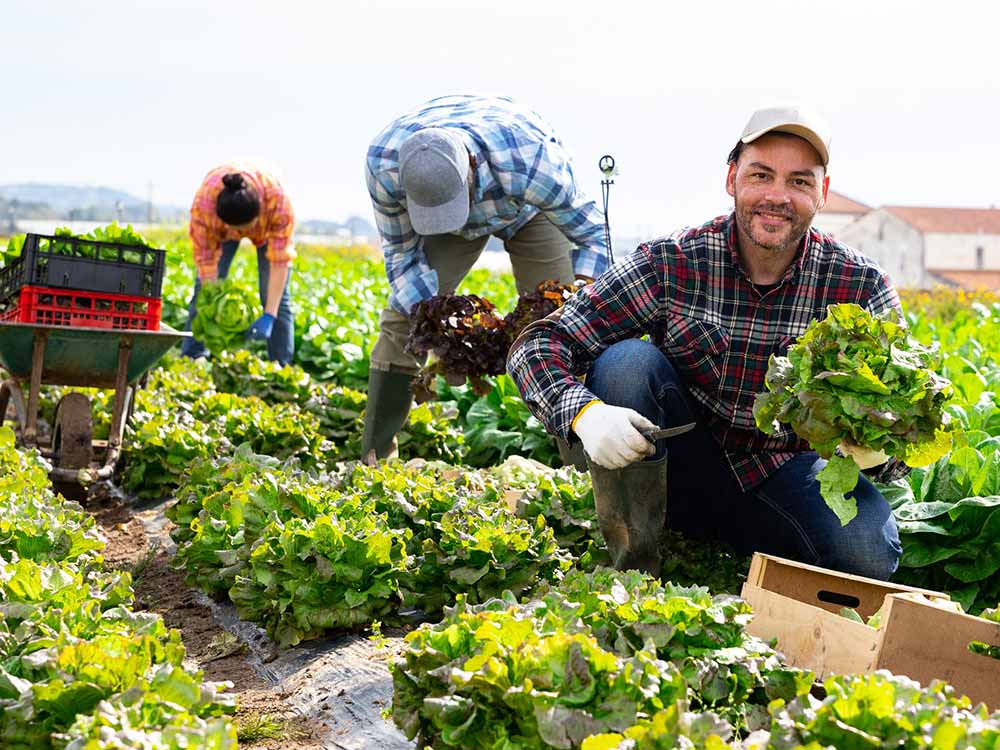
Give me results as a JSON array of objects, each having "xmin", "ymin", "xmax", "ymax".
[
  {"xmin": 819, "ymin": 173, "xmax": 830, "ymax": 210},
  {"xmin": 725, "ymin": 161, "xmax": 737, "ymax": 198}
]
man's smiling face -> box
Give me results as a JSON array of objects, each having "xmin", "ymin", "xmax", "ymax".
[{"xmin": 726, "ymin": 132, "xmax": 830, "ymax": 257}]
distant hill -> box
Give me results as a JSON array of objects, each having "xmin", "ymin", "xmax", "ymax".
[
  {"xmin": 0, "ymin": 183, "xmax": 376, "ymax": 239},
  {"xmin": 0, "ymin": 183, "xmax": 186, "ymax": 223}
]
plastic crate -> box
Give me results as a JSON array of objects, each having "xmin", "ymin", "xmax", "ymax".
[
  {"xmin": 0, "ymin": 233, "xmax": 166, "ymax": 303},
  {"xmin": 0, "ymin": 285, "xmax": 161, "ymax": 330}
]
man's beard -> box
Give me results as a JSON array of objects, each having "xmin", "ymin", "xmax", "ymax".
[{"xmin": 735, "ymin": 198, "xmax": 810, "ymax": 255}]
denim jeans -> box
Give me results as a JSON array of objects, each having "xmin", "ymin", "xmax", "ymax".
[
  {"xmin": 181, "ymin": 240, "xmax": 295, "ymax": 365},
  {"xmin": 586, "ymin": 338, "xmax": 902, "ymax": 580}
]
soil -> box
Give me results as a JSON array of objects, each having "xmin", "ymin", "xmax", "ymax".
[{"xmin": 88, "ymin": 482, "xmax": 330, "ymax": 749}]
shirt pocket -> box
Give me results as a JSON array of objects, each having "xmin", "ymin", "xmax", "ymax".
[
  {"xmin": 660, "ymin": 316, "xmax": 731, "ymax": 393},
  {"xmin": 740, "ymin": 334, "xmax": 797, "ymax": 398}
]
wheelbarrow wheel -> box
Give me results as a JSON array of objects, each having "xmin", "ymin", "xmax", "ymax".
[
  {"xmin": 52, "ymin": 393, "xmax": 93, "ymax": 502},
  {"xmin": 0, "ymin": 379, "xmax": 28, "ymax": 437}
]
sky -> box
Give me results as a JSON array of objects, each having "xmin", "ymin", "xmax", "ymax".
[{"xmin": 1, "ymin": 0, "xmax": 998, "ymax": 240}]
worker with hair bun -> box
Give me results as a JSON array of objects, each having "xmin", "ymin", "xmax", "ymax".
[{"xmin": 182, "ymin": 164, "xmax": 296, "ymax": 364}]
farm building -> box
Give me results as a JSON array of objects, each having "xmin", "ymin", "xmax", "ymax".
[
  {"xmin": 813, "ymin": 190, "xmax": 871, "ymax": 238},
  {"xmin": 838, "ymin": 205, "xmax": 1000, "ymax": 289}
]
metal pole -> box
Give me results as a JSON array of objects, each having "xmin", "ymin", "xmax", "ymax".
[{"xmin": 599, "ymin": 155, "xmax": 616, "ymax": 266}]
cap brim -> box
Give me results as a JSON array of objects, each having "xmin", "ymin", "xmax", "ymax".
[
  {"xmin": 408, "ymin": 189, "xmax": 470, "ymax": 235},
  {"xmin": 741, "ymin": 122, "xmax": 829, "ymax": 166}
]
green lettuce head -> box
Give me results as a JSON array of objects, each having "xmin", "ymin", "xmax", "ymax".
[
  {"xmin": 753, "ymin": 303, "xmax": 955, "ymax": 524},
  {"xmin": 191, "ymin": 278, "xmax": 261, "ymax": 356}
]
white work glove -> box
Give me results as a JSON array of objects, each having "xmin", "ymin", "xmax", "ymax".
[
  {"xmin": 573, "ymin": 402, "xmax": 656, "ymax": 470},
  {"xmin": 838, "ymin": 440, "xmax": 889, "ymax": 470}
]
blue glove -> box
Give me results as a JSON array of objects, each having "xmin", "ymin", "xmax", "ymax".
[{"xmin": 246, "ymin": 313, "xmax": 275, "ymax": 341}]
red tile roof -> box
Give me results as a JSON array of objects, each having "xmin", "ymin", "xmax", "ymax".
[
  {"xmin": 926, "ymin": 269, "xmax": 1000, "ymax": 290},
  {"xmin": 821, "ymin": 191, "xmax": 870, "ymax": 215},
  {"xmin": 885, "ymin": 206, "xmax": 1000, "ymax": 235}
]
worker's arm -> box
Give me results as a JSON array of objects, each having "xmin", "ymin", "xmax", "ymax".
[
  {"xmin": 366, "ymin": 160, "xmax": 438, "ymax": 314},
  {"xmin": 264, "ymin": 263, "xmax": 289, "ymax": 316},
  {"xmin": 261, "ymin": 182, "xmax": 296, "ymax": 310},
  {"xmin": 246, "ymin": 183, "xmax": 296, "ymax": 340},
  {"xmin": 507, "ymin": 241, "xmax": 668, "ymax": 439}
]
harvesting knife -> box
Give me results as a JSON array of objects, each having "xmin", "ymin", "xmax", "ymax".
[{"xmin": 642, "ymin": 422, "xmax": 697, "ymax": 441}]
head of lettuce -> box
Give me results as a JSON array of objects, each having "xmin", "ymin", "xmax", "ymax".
[
  {"xmin": 191, "ymin": 278, "xmax": 261, "ymax": 357},
  {"xmin": 753, "ymin": 303, "xmax": 955, "ymax": 525}
]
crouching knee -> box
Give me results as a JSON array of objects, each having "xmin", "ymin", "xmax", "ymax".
[
  {"xmin": 822, "ymin": 513, "xmax": 902, "ymax": 581},
  {"xmin": 588, "ymin": 339, "xmax": 675, "ymax": 409}
]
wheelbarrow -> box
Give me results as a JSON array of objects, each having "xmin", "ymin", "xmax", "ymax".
[{"xmin": 0, "ymin": 321, "xmax": 190, "ymax": 493}]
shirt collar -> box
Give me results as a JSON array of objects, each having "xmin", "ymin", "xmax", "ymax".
[{"xmin": 724, "ymin": 212, "xmax": 813, "ymax": 286}]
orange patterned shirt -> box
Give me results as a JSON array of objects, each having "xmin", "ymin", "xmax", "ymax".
[{"xmin": 189, "ymin": 164, "xmax": 296, "ymax": 278}]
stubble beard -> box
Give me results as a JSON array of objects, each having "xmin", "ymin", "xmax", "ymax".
[{"xmin": 735, "ymin": 197, "xmax": 810, "ymax": 256}]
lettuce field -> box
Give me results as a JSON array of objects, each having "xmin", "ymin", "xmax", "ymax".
[{"xmin": 3, "ymin": 228, "xmax": 1000, "ymax": 748}]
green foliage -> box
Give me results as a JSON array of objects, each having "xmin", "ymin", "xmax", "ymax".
[
  {"xmin": 754, "ymin": 303, "xmax": 955, "ymax": 524},
  {"xmin": 167, "ymin": 457, "xmax": 573, "ymax": 644},
  {"xmin": 81, "ymin": 222, "xmax": 155, "ymax": 264},
  {"xmin": 0, "ymin": 429, "xmax": 105, "ymax": 565},
  {"xmin": 191, "ymin": 278, "xmax": 261, "ymax": 356},
  {"xmin": 760, "ymin": 670, "xmax": 1000, "ymax": 750},
  {"xmin": 970, "ymin": 604, "xmax": 1000, "ymax": 659},
  {"xmin": 396, "ymin": 402, "xmax": 466, "ymax": 463},
  {"xmin": 166, "ymin": 444, "xmax": 285, "ymax": 544},
  {"xmin": 230, "ymin": 509, "xmax": 410, "ymax": 647},
  {"xmin": 2, "ymin": 234, "xmax": 25, "ymax": 266},
  {"xmin": 62, "ymin": 668, "xmax": 238, "ymax": 749},
  {"xmin": 0, "ymin": 427, "xmax": 235, "ymax": 748},
  {"xmin": 582, "ymin": 703, "xmax": 733, "ymax": 750},
  {"xmin": 890, "ymin": 428, "xmax": 1000, "ymax": 612},
  {"xmin": 390, "ymin": 568, "xmax": 813, "ymax": 749},
  {"xmin": 305, "ymin": 381, "xmax": 367, "ymax": 460},
  {"xmin": 121, "ymin": 410, "xmax": 218, "ymax": 499},
  {"xmin": 489, "ymin": 456, "xmax": 607, "ymax": 568},
  {"xmin": 437, "ymin": 375, "xmax": 560, "ymax": 467},
  {"xmin": 193, "ymin": 392, "xmax": 326, "ymax": 467},
  {"xmin": 211, "ymin": 349, "xmax": 313, "ymax": 404}
]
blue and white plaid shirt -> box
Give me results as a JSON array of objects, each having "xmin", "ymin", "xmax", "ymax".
[{"xmin": 366, "ymin": 94, "xmax": 609, "ymax": 313}]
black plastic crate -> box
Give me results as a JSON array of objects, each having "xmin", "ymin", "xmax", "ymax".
[{"xmin": 0, "ymin": 233, "xmax": 166, "ymax": 303}]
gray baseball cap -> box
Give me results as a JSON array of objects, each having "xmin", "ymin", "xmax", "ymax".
[{"xmin": 398, "ymin": 128, "xmax": 471, "ymax": 235}]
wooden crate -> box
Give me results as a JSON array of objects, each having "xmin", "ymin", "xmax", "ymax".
[{"xmin": 741, "ymin": 553, "xmax": 1000, "ymax": 709}]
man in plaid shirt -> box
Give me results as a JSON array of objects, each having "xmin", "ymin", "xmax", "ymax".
[
  {"xmin": 508, "ymin": 106, "xmax": 903, "ymax": 580},
  {"xmin": 362, "ymin": 94, "xmax": 608, "ymax": 459}
]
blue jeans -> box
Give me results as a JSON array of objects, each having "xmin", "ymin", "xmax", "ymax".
[
  {"xmin": 181, "ymin": 240, "xmax": 295, "ymax": 365},
  {"xmin": 587, "ymin": 338, "xmax": 902, "ymax": 580}
]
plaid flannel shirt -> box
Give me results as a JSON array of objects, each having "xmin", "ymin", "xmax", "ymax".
[
  {"xmin": 508, "ymin": 214, "xmax": 904, "ymax": 491},
  {"xmin": 189, "ymin": 165, "xmax": 296, "ymax": 279},
  {"xmin": 366, "ymin": 95, "xmax": 609, "ymax": 314}
]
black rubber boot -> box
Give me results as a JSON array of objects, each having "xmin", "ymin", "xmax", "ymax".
[
  {"xmin": 360, "ymin": 369, "xmax": 415, "ymax": 460},
  {"xmin": 588, "ymin": 453, "xmax": 668, "ymax": 577}
]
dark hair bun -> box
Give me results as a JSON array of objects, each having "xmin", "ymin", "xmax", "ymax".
[
  {"xmin": 222, "ymin": 173, "xmax": 246, "ymax": 191},
  {"xmin": 216, "ymin": 171, "xmax": 261, "ymax": 226}
]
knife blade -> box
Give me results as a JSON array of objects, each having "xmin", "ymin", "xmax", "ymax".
[{"xmin": 642, "ymin": 422, "xmax": 697, "ymax": 441}]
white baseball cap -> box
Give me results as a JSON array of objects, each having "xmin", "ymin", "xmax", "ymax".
[{"xmin": 738, "ymin": 105, "xmax": 832, "ymax": 167}]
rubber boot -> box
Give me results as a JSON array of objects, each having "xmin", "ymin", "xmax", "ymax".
[
  {"xmin": 360, "ymin": 369, "xmax": 415, "ymax": 460},
  {"xmin": 588, "ymin": 453, "xmax": 668, "ymax": 577}
]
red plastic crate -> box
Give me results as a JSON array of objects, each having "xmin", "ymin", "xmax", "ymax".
[{"xmin": 0, "ymin": 285, "xmax": 161, "ymax": 330}]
